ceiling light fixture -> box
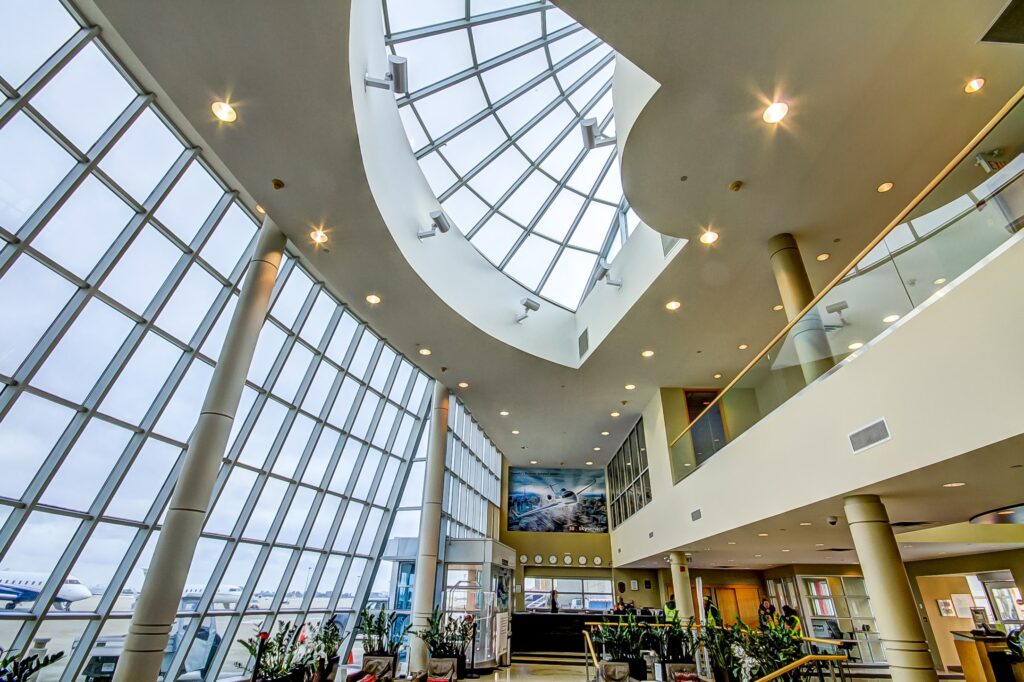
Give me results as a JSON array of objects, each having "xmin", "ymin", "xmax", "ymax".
[
  {"xmin": 933, "ymin": 277, "xmax": 947, "ymax": 285},
  {"xmin": 365, "ymin": 294, "xmax": 381, "ymax": 305},
  {"xmin": 997, "ymin": 510, "xmax": 1015, "ymax": 516},
  {"xmin": 665, "ymin": 300, "xmax": 682, "ymax": 311},
  {"xmin": 515, "ymin": 296, "xmax": 541, "ymax": 323},
  {"xmin": 815, "ymin": 543, "xmax": 824, "ymax": 547},
  {"xmin": 581, "ymin": 117, "xmax": 616, "ymax": 149},
  {"xmin": 310, "ymin": 227, "xmax": 328, "ymax": 245},
  {"xmin": 624, "ymin": 384, "xmax": 636, "ymax": 391},
  {"xmin": 418, "ymin": 348, "xmax": 431, "ymax": 356},
  {"xmin": 457, "ymin": 381, "xmax": 469, "ymax": 389},
  {"xmin": 877, "ymin": 181, "xmax": 894, "ymax": 193},
  {"xmin": 713, "ymin": 373, "xmax": 722, "ymax": 379},
  {"xmin": 699, "ymin": 229, "xmax": 719, "ymax": 245},
  {"xmin": 255, "ymin": 204, "xmax": 266, "ymax": 214},
  {"xmin": 601, "ymin": 431, "xmax": 609, "ymax": 436},
  {"xmin": 757, "ymin": 533, "xmax": 769, "ymax": 537},
  {"xmin": 641, "ymin": 350, "xmax": 654, "ymax": 358},
  {"xmin": 964, "ymin": 77, "xmax": 985, "ymax": 94},
  {"xmin": 728, "ymin": 541, "xmax": 737, "ymax": 545},
  {"xmin": 754, "ymin": 554, "xmax": 763, "ymax": 558},
  {"xmin": 762, "ymin": 101, "xmax": 789, "ymax": 124},
  {"xmin": 417, "ymin": 209, "xmax": 453, "ymax": 240},
  {"xmin": 799, "ymin": 522, "xmax": 811, "ymax": 526},
  {"xmin": 499, "ymin": 410, "xmax": 510, "ymax": 417},
  {"xmin": 738, "ymin": 344, "xmax": 748, "ymax": 350},
  {"xmin": 211, "ymin": 100, "xmax": 237, "ymax": 122},
  {"xmin": 942, "ymin": 482, "xmax": 966, "ymax": 488},
  {"xmin": 593, "ymin": 447, "xmax": 601, "ymax": 452},
  {"xmin": 585, "ymin": 461, "xmax": 594, "ymax": 466},
  {"xmin": 512, "ymin": 430, "xmax": 520, "ymax": 435},
  {"xmin": 848, "ymin": 342, "xmax": 864, "ymax": 350},
  {"xmin": 610, "ymin": 411, "xmax": 620, "ymax": 418},
  {"xmin": 365, "ymin": 54, "xmax": 408, "ymax": 94},
  {"xmin": 882, "ymin": 314, "xmax": 900, "ymax": 323},
  {"xmin": 772, "ymin": 304, "xmax": 784, "ymax": 312},
  {"xmin": 816, "ymin": 253, "xmax": 830, "ymax": 262},
  {"xmin": 529, "ymin": 459, "xmax": 537, "ymax": 464},
  {"xmin": 781, "ymin": 549, "xmax": 790, "ymax": 553}
]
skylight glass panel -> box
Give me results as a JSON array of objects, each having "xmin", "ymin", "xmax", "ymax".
[
  {"xmin": 386, "ymin": 0, "xmax": 637, "ymax": 310},
  {"xmin": 0, "ymin": 0, "xmax": 79, "ymax": 88}
]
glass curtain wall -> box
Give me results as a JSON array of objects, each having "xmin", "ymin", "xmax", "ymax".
[
  {"xmin": 444, "ymin": 398, "xmax": 502, "ymax": 539},
  {"xmin": 0, "ymin": 2, "xmax": 434, "ymax": 680},
  {"xmin": 606, "ymin": 418, "xmax": 650, "ymax": 528}
]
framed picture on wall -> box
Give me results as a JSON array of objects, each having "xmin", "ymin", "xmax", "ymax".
[
  {"xmin": 951, "ymin": 594, "xmax": 975, "ymax": 618},
  {"xmin": 630, "ymin": 580, "xmax": 639, "ymax": 591},
  {"xmin": 936, "ymin": 599, "xmax": 955, "ymax": 617}
]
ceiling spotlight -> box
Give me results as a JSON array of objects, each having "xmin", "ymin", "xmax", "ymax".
[
  {"xmin": 942, "ymin": 482, "xmax": 966, "ymax": 488},
  {"xmin": 848, "ymin": 342, "xmax": 864, "ymax": 350},
  {"xmin": 499, "ymin": 410, "xmax": 510, "ymax": 416},
  {"xmin": 815, "ymin": 543, "xmax": 824, "ymax": 547},
  {"xmin": 882, "ymin": 314, "xmax": 900, "ymax": 323},
  {"xmin": 417, "ymin": 209, "xmax": 453, "ymax": 240},
  {"xmin": 529, "ymin": 459, "xmax": 537, "ymax": 464},
  {"xmin": 877, "ymin": 181, "xmax": 894, "ymax": 193},
  {"xmin": 365, "ymin": 54, "xmax": 408, "ymax": 94},
  {"xmin": 255, "ymin": 204, "xmax": 266, "ymax": 214},
  {"xmin": 512, "ymin": 430, "xmax": 520, "ymax": 435},
  {"xmin": 754, "ymin": 554, "xmax": 763, "ymax": 558},
  {"xmin": 624, "ymin": 384, "xmax": 636, "ymax": 391},
  {"xmin": 310, "ymin": 227, "xmax": 328, "ymax": 245},
  {"xmin": 585, "ymin": 461, "xmax": 594, "ymax": 466},
  {"xmin": 699, "ymin": 229, "xmax": 719, "ymax": 245},
  {"xmin": 712, "ymin": 373, "xmax": 722, "ymax": 380},
  {"xmin": 580, "ymin": 117, "xmax": 616, "ymax": 149},
  {"xmin": 964, "ymin": 77, "xmax": 985, "ymax": 94},
  {"xmin": 816, "ymin": 253, "xmax": 830, "ymax": 262},
  {"xmin": 457, "ymin": 381, "xmax": 469, "ymax": 389},
  {"xmin": 515, "ymin": 296, "xmax": 541, "ymax": 323},
  {"xmin": 365, "ymin": 294, "xmax": 381, "ymax": 305},
  {"xmin": 593, "ymin": 447, "xmax": 601, "ymax": 452},
  {"xmin": 727, "ymin": 541, "xmax": 736, "ymax": 545},
  {"xmin": 641, "ymin": 350, "xmax": 654, "ymax": 358},
  {"xmin": 757, "ymin": 533, "xmax": 769, "ymax": 537},
  {"xmin": 738, "ymin": 344, "xmax": 748, "ymax": 350},
  {"xmin": 781, "ymin": 549, "xmax": 791, "ymax": 553},
  {"xmin": 595, "ymin": 258, "xmax": 622, "ymax": 287},
  {"xmin": 997, "ymin": 510, "xmax": 1015, "ymax": 516},
  {"xmin": 211, "ymin": 100, "xmax": 237, "ymax": 123},
  {"xmin": 799, "ymin": 522, "xmax": 811, "ymax": 526},
  {"xmin": 772, "ymin": 304, "xmax": 784, "ymax": 312},
  {"xmin": 762, "ymin": 101, "xmax": 789, "ymax": 124},
  {"xmin": 933, "ymin": 277, "xmax": 947, "ymax": 285},
  {"xmin": 418, "ymin": 347, "xmax": 432, "ymax": 356},
  {"xmin": 601, "ymin": 431, "xmax": 610, "ymax": 436},
  {"xmin": 665, "ymin": 300, "xmax": 682, "ymax": 311},
  {"xmin": 610, "ymin": 411, "xmax": 620, "ymax": 418}
]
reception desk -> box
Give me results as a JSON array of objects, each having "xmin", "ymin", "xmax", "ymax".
[
  {"xmin": 952, "ymin": 631, "xmax": 1014, "ymax": 682},
  {"xmin": 511, "ymin": 612, "xmax": 662, "ymax": 653}
]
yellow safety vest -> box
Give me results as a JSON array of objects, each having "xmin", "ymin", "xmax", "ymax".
[{"xmin": 665, "ymin": 605, "xmax": 678, "ymax": 621}]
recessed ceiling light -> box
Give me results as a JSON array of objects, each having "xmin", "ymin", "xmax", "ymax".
[
  {"xmin": 772, "ymin": 304, "xmax": 784, "ymax": 312},
  {"xmin": 964, "ymin": 77, "xmax": 985, "ymax": 94},
  {"xmin": 781, "ymin": 549, "xmax": 790, "ymax": 553},
  {"xmin": 816, "ymin": 253, "xmax": 830, "ymax": 262},
  {"xmin": 877, "ymin": 181, "xmax": 894, "ymax": 193},
  {"xmin": 625, "ymin": 461, "xmax": 632, "ymax": 466},
  {"xmin": 942, "ymin": 482, "xmax": 966, "ymax": 488},
  {"xmin": 585, "ymin": 461, "xmax": 593, "ymax": 466},
  {"xmin": 882, "ymin": 314, "xmax": 900, "ymax": 323},
  {"xmin": 601, "ymin": 431, "xmax": 610, "ymax": 436},
  {"xmin": 754, "ymin": 554, "xmax": 763, "ymax": 558},
  {"xmin": 457, "ymin": 381, "xmax": 469, "ymax": 389},
  {"xmin": 593, "ymin": 447, "xmax": 601, "ymax": 452},
  {"xmin": 665, "ymin": 300, "xmax": 682, "ymax": 311},
  {"xmin": 499, "ymin": 410, "xmax": 509, "ymax": 416},
  {"xmin": 529, "ymin": 459, "xmax": 537, "ymax": 464},
  {"xmin": 418, "ymin": 348, "xmax": 432, "ymax": 356},
  {"xmin": 933, "ymin": 277, "xmax": 947, "ymax": 285},
  {"xmin": 365, "ymin": 294, "xmax": 381, "ymax": 305},
  {"xmin": 624, "ymin": 384, "xmax": 636, "ymax": 390},
  {"xmin": 727, "ymin": 541, "xmax": 736, "ymax": 545},
  {"xmin": 310, "ymin": 227, "xmax": 328, "ymax": 244},
  {"xmin": 848, "ymin": 342, "xmax": 864, "ymax": 350},
  {"xmin": 799, "ymin": 522, "xmax": 811, "ymax": 526},
  {"xmin": 512, "ymin": 430, "xmax": 520, "ymax": 435},
  {"xmin": 757, "ymin": 532, "xmax": 769, "ymax": 537},
  {"xmin": 255, "ymin": 204, "xmax": 266, "ymax": 214},
  {"xmin": 713, "ymin": 373, "xmax": 722, "ymax": 379},
  {"xmin": 815, "ymin": 543, "xmax": 824, "ymax": 547},
  {"xmin": 997, "ymin": 510, "xmax": 1015, "ymax": 516},
  {"xmin": 738, "ymin": 344, "xmax": 748, "ymax": 350},
  {"xmin": 211, "ymin": 100, "xmax": 237, "ymax": 122},
  {"xmin": 683, "ymin": 462, "xmax": 692, "ymax": 467},
  {"xmin": 699, "ymin": 229, "xmax": 719, "ymax": 245},
  {"xmin": 762, "ymin": 101, "xmax": 789, "ymax": 124},
  {"xmin": 641, "ymin": 350, "xmax": 654, "ymax": 358},
  {"xmin": 610, "ymin": 411, "xmax": 620, "ymax": 417}
]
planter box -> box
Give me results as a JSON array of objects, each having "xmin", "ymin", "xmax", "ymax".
[
  {"xmin": 427, "ymin": 656, "xmax": 462, "ymax": 681},
  {"xmin": 362, "ymin": 654, "xmax": 398, "ymax": 679},
  {"xmin": 663, "ymin": 661, "xmax": 698, "ymax": 681},
  {"xmin": 600, "ymin": 660, "xmax": 647, "ymax": 681}
]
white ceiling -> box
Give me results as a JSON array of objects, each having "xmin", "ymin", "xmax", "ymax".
[{"xmin": 82, "ymin": 0, "xmax": 1024, "ymax": 467}]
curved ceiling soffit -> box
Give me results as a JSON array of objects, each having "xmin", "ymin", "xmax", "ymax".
[{"xmin": 348, "ymin": 0, "xmax": 683, "ymax": 368}]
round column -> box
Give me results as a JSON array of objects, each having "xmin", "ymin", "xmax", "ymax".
[
  {"xmin": 669, "ymin": 552, "xmax": 695, "ymax": 620},
  {"xmin": 844, "ymin": 495, "xmax": 938, "ymax": 682}
]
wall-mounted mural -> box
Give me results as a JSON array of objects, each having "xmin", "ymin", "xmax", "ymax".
[{"xmin": 507, "ymin": 468, "xmax": 608, "ymax": 533}]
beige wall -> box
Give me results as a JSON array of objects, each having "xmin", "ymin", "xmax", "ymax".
[{"xmin": 915, "ymin": 575, "xmax": 975, "ymax": 671}]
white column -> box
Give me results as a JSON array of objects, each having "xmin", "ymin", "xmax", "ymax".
[
  {"xmin": 408, "ymin": 383, "xmax": 450, "ymax": 673},
  {"xmin": 669, "ymin": 551, "xmax": 694, "ymax": 620},
  {"xmin": 844, "ymin": 495, "xmax": 938, "ymax": 682},
  {"xmin": 113, "ymin": 218, "xmax": 286, "ymax": 682}
]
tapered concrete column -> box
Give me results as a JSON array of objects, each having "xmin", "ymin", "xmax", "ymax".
[
  {"xmin": 409, "ymin": 383, "xmax": 450, "ymax": 673},
  {"xmin": 844, "ymin": 495, "xmax": 938, "ymax": 682},
  {"xmin": 669, "ymin": 552, "xmax": 695, "ymax": 620},
  {"xmin": 113, "ymin": 218, "xmax": 286, "ymax": 682},
  {"xmin": 768, "ymin": 233, "xmax": 834, "ymax": 385}
]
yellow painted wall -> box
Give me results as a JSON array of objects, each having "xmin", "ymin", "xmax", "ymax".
[{"xmin": 915, "ymin": 575, "xmax": 974, "ymax": 671}]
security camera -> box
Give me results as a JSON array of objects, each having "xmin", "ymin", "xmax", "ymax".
[
  {"xmin": 580, "ymin": 117, "xmax": 616, "ymax": 150},
  {"xmin": 417, "ymin": 210, "xmax": 453, "ymax": 240},
  {"xmin": 827, "ymin": 516, "xmax": 838, "ymax": 526},
  {"xmin": 365, "ymin": 55, "xmax": 409, "ymax": 95},
  {"xmin": 596, "ymin": 258, "xmax": 621, "ymax": 288},
  {"xmin": 515, "ymin": 297, "xmax": 541, "ymax": 323}
]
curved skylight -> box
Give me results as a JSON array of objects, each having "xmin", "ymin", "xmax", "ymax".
[{"xmin": 384, "ymin": 0, "xmax": 637, "ymax": 311}]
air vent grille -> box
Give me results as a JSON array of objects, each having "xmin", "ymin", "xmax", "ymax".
[
  {"xmin": 578, "ymin": 328, "xmax": 589, "ymax": 357},
  {"xmin": 849, "ymin": 418, "xmax": 890, "ymax": 453},
  {"xmin": 691, "ymin": 509, "xmax": 702, "ymax": 521}
]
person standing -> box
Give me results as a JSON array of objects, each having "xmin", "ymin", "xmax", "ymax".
[
  {"xmin": 704, "ymin": 596, "xmax": 721, "ymax": 627},
  {"xmin": 550, "ymin": 589, "xmax": 559, "ymax": 613},
  {"xmin": 758, "ymin": 598, "xmax": 777, "ymax": 627},
  {"xmin": 782, "ymin": 605, "xmax": 802, "ymax": 634},
  {"xmin": 664, "ymin": 598, "xmax": 679, "ymax": 622}
]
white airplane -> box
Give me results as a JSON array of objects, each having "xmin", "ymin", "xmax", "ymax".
[
  {"xmin": 180, "ymin": 583, "xmax": 245, "ymax": 609},
  {"xmin": 0, "ymin": 570, "xmax": 92, "ymax": 610},
  {"xmin": 512, "ymin": 480, "xmax": 600, "ymax": 520}
]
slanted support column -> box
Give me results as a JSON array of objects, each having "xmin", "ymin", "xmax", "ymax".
[
  {"xmin": 844, "ymin": 495, "xmax": 938, "ymax": 682},
  {"xmin": 409, "ymin": 382, "xmax": 450, "ymax": 673},
  {"xmin": 768, "ymin": 233, "xmax": 834, "ymax": 385},
  {"xmin": 113, "ymin": 218, "xmax": 286, "ymax": 682},
  {"xmin": 669, "ymin": 551, "xmax": 695, "ymax": 620}
]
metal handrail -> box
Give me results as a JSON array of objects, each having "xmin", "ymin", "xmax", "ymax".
[
  {"xmin": 668, "ymin": 83, "xmax": 1024, "ymax": 451},
  {"xmin": 753, "ymin": 654, "xmax": 849, "ymax": 682}
]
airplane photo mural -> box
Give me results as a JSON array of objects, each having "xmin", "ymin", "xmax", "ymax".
[{"xmin": 507, "ymin": 468, "xmax": 608, "ymax": 533}]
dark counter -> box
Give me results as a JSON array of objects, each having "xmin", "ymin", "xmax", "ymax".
[{"xmin": 510, "ymin": 612, "xmax": 662, "ymax": 653}]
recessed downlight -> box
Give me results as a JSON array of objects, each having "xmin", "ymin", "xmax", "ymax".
[
  {"xmin": 727, "ymin": 541, "xmax": 736, "ymax": 545},
  {"xmin": 418, "ymin": 347, "xmax": 432, "ymax": 356},
  {"xmin": 585, "ymin": 461, "xmax": 593, "ymax": 466},
  {"xmin": 781, "ymin": 549, "xmax": 791, "ymax": 553},
  {"xmin": 610, "ymin": 411, "xmax": 620, "ymax": 418},
  {"xmin": 848, "ymin": 342, "xmax": 864, "ymax": 350},
  {"xmin": 624, "ymin": 384, "xmax": 636, "ymax": 391},
  {"xmin": 799, "ymin": 522, "xmax": 812, "ymax": 526},
  {"xmin": 211, "ymin": 100, "xmax": 237, "ymax": 122},
  {"xmin": 877, "ymin": 181, "xmax": 894, "ymax": 193},
  {"xmin": 964, "ymin": 77, "xmax": 985, "ymax": 94},
  {"xmin": 754, "ymin": 554, "xmax": 763, "ymax": 558},
  {"xmin": 882, "ymin": 314, "xmax": 901, "ymax": 323},
  {"xmin": 365, "ymin": 294, "xmax": 381, "ymax": 305},
  {"xmin": 512, "ymin": 430, "xmax": 520, "ymax": 435},
  {"xmin": 772, "ymin": 304, "xmax": 784, "ymax": 312},
  {"xmin": 601, "ymin": 431, "xmax": 609, "ymax": 436},
  {"xmin": 499, "ymin": 410, "xmax": 509, "ymax": 416},
  {"xmin": 757, "ymin": 533, "xmax": 769, "ymax": 537},
  {"xmin": 529, "ymin": 459, "xmax": 538, "ymax": 464},
  {"xmin": 665, "ymin": 300, "xmax": 682, "ymax": 311},
  {"xmin": 457, "ymin": 381, "xmax": 469, "ymax": 389},
  {"xmin": 641, "ymin": 350, "xmax": 655, "ymax": 358},
  {"xmin": 310, "ymin": 227, "xmax": 328, "ymax": 244},
  {"xmin": 997, "ymin": 510, "xmax": 1015, "ymax": 516},
  {"xmin": 593, "ymin": 447, "xmax": 601, "ymax": 452},
  {"xmin": 255, "ymin": 204, "xmax": 266, "ymax": 214},
  {"xmin": 816, "ymin": 253, "xmax": 830, "ymax": 262},
  {"xmin": 762, "ymin": 101, "xmax": 789, "ymax": 124},
  {"xmin": 942, "ymin": 482, "xmax": 966, "ymax": 488},
  {"xmin": 699, "ymin": 229, "xmax": 719, "ymax": 245},
  {"xmin": 933, "ymin": 277, "xmax": 947, "ymax": 285},
  {"xmin": 738, "ymin": 344, "xmax": 749, "ymax": 350},
  {"xmin": 713, "ymin": 373, "xmax": 722, "ymax": 379}
]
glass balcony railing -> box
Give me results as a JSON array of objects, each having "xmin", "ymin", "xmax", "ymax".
[{"xmin": 669, "ymin": 91, "xmax": 1024, "ymax": 483}]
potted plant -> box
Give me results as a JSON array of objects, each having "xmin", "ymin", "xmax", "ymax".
[
  {"xmin": 593, "ymin": 615, "xmax": 652, "ymax": 681},
  {"xmin": 357, "ymin": 608, "xmax": 409, "ymax": 678},
  {"xmin": 0, "ymin": 647, "xmax": 64, "ymax": 682},
  {"xmin": 736, "ymin": 617, "xmax": 802, "ymax": 682},
  {"xmin": 700, "ymin": 621, "xmax": 742, "ymax": 682},
  {"xmin": 1006, "ymin": 627, "xmax": 1024, "ymax": 682},
  {"xmin": 653, "ymin": 616, "xmax": 698, "ymax": 680},
  {"xmin": 239, "ymin": 620, "xmax": 306, "ymax": 681},
  {"xmin": 415, "ymin": 607, "xmax": 474, "ymax": 680},
  {"xmin": 303, "ymin": 620, "xmax": 343, "ymax": 682}
]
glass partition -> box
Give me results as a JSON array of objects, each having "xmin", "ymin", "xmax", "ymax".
[{"xmin": 670, "ymin": 96, "xmax": 1024, "ymax": 483}]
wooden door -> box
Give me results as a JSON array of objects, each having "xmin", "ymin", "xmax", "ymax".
[
  {"xmin": 736, "ymin": 586, "xmax": 762, "ymax": 626},
  {"xmin": 716, "ymin": 587, "xmax": 740, "ymax": 625}
]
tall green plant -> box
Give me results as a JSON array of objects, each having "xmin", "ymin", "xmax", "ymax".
[
  {"xmin": 304, "ymin": 620, "xmax": 343, "ymax": 674},
  {"xmin": 652, "ymin": 616, "xmax": 697, "ymax": 663},
  {"xmin": 593, "ymin": 614, "xmax": 655, "ymax": 662},
  {"xmin": 700, "ymin": 621, "xmax": 743, "ymax": 680},
  {"xmin": 357, "ymin": 609, "xmax": 410, "ymax": 657},
  {"xmin": 1007, "ymin": 627, "xmax": 1023, "ymax": 663},
  {"xmin": 414, "ymin": 607, "xmax": 474, "ymax": 659},
  {"xmin": 737, "ymin": 616, "xmax": 803, "ymax": 679},
  {"xmin": 0, "ymin": 647, "xmax": 64, "ymax": 682},
  {"xmin": 238, "ymin": 620, "xmax": 307, "ymax": 679}
]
